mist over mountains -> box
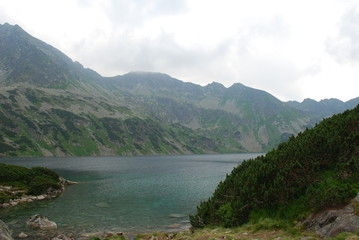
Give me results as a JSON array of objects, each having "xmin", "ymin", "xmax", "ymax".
[{"xmin": 0, "ymin": 23, "xmax": 358, "ymax": 157}]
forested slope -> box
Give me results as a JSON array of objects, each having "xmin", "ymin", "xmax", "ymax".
[{"xmin": 190, "ymin": 105, "xmax": 359, "ymax": 227}]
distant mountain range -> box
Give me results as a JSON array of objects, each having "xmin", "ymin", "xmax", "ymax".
[{"xmin": 0, "ymin": 23, "xmax": 358, "ymax": 157}]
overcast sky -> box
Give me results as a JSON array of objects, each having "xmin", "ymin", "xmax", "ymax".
[{"xmin": 1, "ymin": 0, "xmax": 358, "ymax": 102}]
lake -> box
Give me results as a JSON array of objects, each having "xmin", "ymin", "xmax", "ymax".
[{"xmin": 0, "ymin": 153, "xmax": 261, "ymax": 236}]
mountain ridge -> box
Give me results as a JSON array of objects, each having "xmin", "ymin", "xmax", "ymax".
[{"xmin": 0, "ymin": 23, "xmax": 358, "ymax": 157}]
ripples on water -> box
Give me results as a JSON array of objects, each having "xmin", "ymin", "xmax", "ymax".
[{"xmin": 0, "ymin": 153, "xmax": 261, "ymax": 236}]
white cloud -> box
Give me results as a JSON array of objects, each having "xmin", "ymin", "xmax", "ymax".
[
  {"xmin": 0, "ymin": 0, "xmax": 358, "ymax": 102},
  {"xmin": 326, "ymin": 6, "xmax": 359, "ymax": 64}
]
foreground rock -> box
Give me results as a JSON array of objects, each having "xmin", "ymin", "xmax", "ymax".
[
  {"xmin": 26, "ymin": 215, "xmax": 57, "ymax": 230},
  {"xmin": 300, "ymin": 193, "xmax": 359, "ymax": 238},
  {"xmin": 0, "ymin": 219, "xmax": 13, "ymax": 240}
]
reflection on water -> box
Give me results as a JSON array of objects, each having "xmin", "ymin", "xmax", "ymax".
[{"xmin": 0, "ymin": 153, "xmax": 261, "ymax": 235}]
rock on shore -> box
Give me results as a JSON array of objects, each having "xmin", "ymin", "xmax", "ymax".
[
  {"xmin": 300, "ymin": 193, "xmax": 359, "ymax": 238},
  {"xmin": 26, "ymin": 214, "xmax": 57, "ymax": 230}
]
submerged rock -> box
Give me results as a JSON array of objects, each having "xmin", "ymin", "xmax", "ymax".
[
  {"xmin": 26, "ymin": 215, "xmax": 57, "ymax": 230},
  {"xmin": 0, "ymin": 219, "xmax": 13, "ymax": 240},
  {"xmin": 95, "ymin": 202, "xmax": 110, "ymax": 208},
  {"xmin": 169, "ymin": 213, "xmax": 187, "ymax": 218},
  {"xmin": 167, "ymin": 223, "xmax": 181, "ymax": 229}
]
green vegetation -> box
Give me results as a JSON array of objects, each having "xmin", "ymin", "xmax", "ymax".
[
  {"xmin": 135, "ymin": 220, "xmax": 322, "ymax": 240},
  {"xmin": 0, "ymin": 164, "xmax": 60, "ymax": 202},
  {"xmin": 89, "ymin": 235, "xmax": 125, "ymax": 240},
  {"xmin": 190, "ymin": 105, "xmax": 359, "ymax": 228},
  {"xmin": 1, "ymin": 86, "xmax": 243, "ymax": 156}
]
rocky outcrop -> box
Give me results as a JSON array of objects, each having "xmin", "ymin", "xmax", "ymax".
[
  {"xmin": 0, "ymin": 177, "xmax": 78, "ymax": 208},
  {"xmin": 26, "ymin": 214, "xmax": 57, "ymax": 230},
  {"xmin": 0, "ymin": 219, "xmax": 13, "ymax": 240},
  {"xmin": 300, "ymin": 193, "xmax": 359, "ymax": 238}
]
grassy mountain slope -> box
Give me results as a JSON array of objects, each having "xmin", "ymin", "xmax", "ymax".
[
  {"xmin": 190, "ymin": 105, "xmax": 359, "ymax": 228},
  {"xmin": 0, "ymin": 86, "xmax": 222, "ymax": 156},
  {"xmin": 0, "ymin": 23, "xmax": 358, "ymax": 156},
  {"xmin": 103, "ymin": 72, "xmax": 315, "ymax": 152}
]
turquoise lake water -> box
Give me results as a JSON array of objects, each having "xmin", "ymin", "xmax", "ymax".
[{"xmin": 0, "ymin": 153, "xmax": 261, "ymax": 235}]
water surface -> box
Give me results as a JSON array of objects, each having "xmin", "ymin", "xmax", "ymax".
[{"xmin": 0, "ymin": 154, "xmax": 261, "ymax": 235}]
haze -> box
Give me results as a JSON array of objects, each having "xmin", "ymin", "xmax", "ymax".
[{"xmin": 1, "ymin": 0, "xmax": 358, "ymax": 101}]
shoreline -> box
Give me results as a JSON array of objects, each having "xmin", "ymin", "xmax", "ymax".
[{"xmin": 0, "ymin": 177, "xmax": 78, "ymax": 209}]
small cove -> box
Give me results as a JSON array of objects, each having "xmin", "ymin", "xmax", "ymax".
[{"xmin": 0, "ymin": 153, "xmax": 261, "ymax": 235}]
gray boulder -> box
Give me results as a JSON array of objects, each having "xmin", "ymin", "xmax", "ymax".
[
  {"xmin": 26, "ymin": 214, "xmax": 57, "ymax": 230},
  {"xmin": 0, "ymin": 219, "xmax": 13, "ymax": 240},
  {"xmin": 300, "ymin": 193, "xmax": 359, "ymax": 238}
]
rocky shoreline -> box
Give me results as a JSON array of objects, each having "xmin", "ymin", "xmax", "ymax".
[
  {"xmin": 0, "ymin": 177, "xmax": 77, "ymax": 209},
  {"xmin": 1, "ymin": 214, "xmax": 126, "ymax": 240},
  {"xmin": 1, "ymin": 181, "xmax": 358, "ymax": 240}
]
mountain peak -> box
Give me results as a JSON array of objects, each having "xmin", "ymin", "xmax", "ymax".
[
  {"xmin": 205, "ymin": 82, "xmax": 225, "ymax": 89},
  {"xmin": 0, "ymin": 22, "xmax": 22, "ymax": 30},
  {"xmin": 0, "ymin": 23, "xmax": 101, "ymax": 87},
  {"xmin": 229, "ymin": 82, "xmax": 246, "ymax": 89},
  {"xmin": 0, "ymin": 23, "xmax": 29, "ymax": 40}
]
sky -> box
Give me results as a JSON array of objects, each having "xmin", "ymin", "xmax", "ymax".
[{"xmin": 0, "ymin": 0, "xmax": 358, "ymax": 102}]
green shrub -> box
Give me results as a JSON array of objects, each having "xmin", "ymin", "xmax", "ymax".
[
  {"xmin": 217, "ymin": 203, "xmax": 236, "ymax": 227},
  {"xmin": 0, "ymin": 164, "xmax": 33, "ymax": 182},
  {"xmin": 31, "ymin": 166, "xmax": 59, "ymax": 181},
  {"xmin": 304, "ymin": 179, "xmax": 356, "ymax": 211},
  {"xmin": 0, "ymin": 163, "xmax": 61, "ymax": 197},
  {"xmin": 0, "ymin": 192, "xmax": 12, "ymax": 203},
  {"xmin": 28, "ymin": 175, "xmax": 60, "ymax": 195}
]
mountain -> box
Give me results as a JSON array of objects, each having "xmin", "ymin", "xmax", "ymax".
[
  {"xmin": 0, "ymin": 23, "xmax": 358, "ymax": 157},
  {"xmin": 286, "ymin": 97, "xmax": 359, "ymax": 119},
  {"xmin": 190, "ymin": 105, "xmax": 359, "ymax": 228},
  {"xmin": 0, "ymin": 23, "xmax": 101, "ymax": 88}
]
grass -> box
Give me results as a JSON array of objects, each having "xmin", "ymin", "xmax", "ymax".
[
  {"xmin": 135, "ymin": 217, "xmax": 359, "ymax": 240},
  {"xmin": 135, "ymin": 225, "xmax": 313, "ymax": 240},
  {"xmin": 353, "ymin": 200, "xmax": 359, "ymax": 216},
  {"xmin": 135, "ymin": 227, "xmax": 357, "ymax": 240},
  {"xmin": 329, "ymin": 231, "xmax": 359, "ymax": 240}
]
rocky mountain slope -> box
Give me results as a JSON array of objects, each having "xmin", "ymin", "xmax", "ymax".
[{"xmin": 0, "ymin": 23, "xmax": 358, "ymax": 157}]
